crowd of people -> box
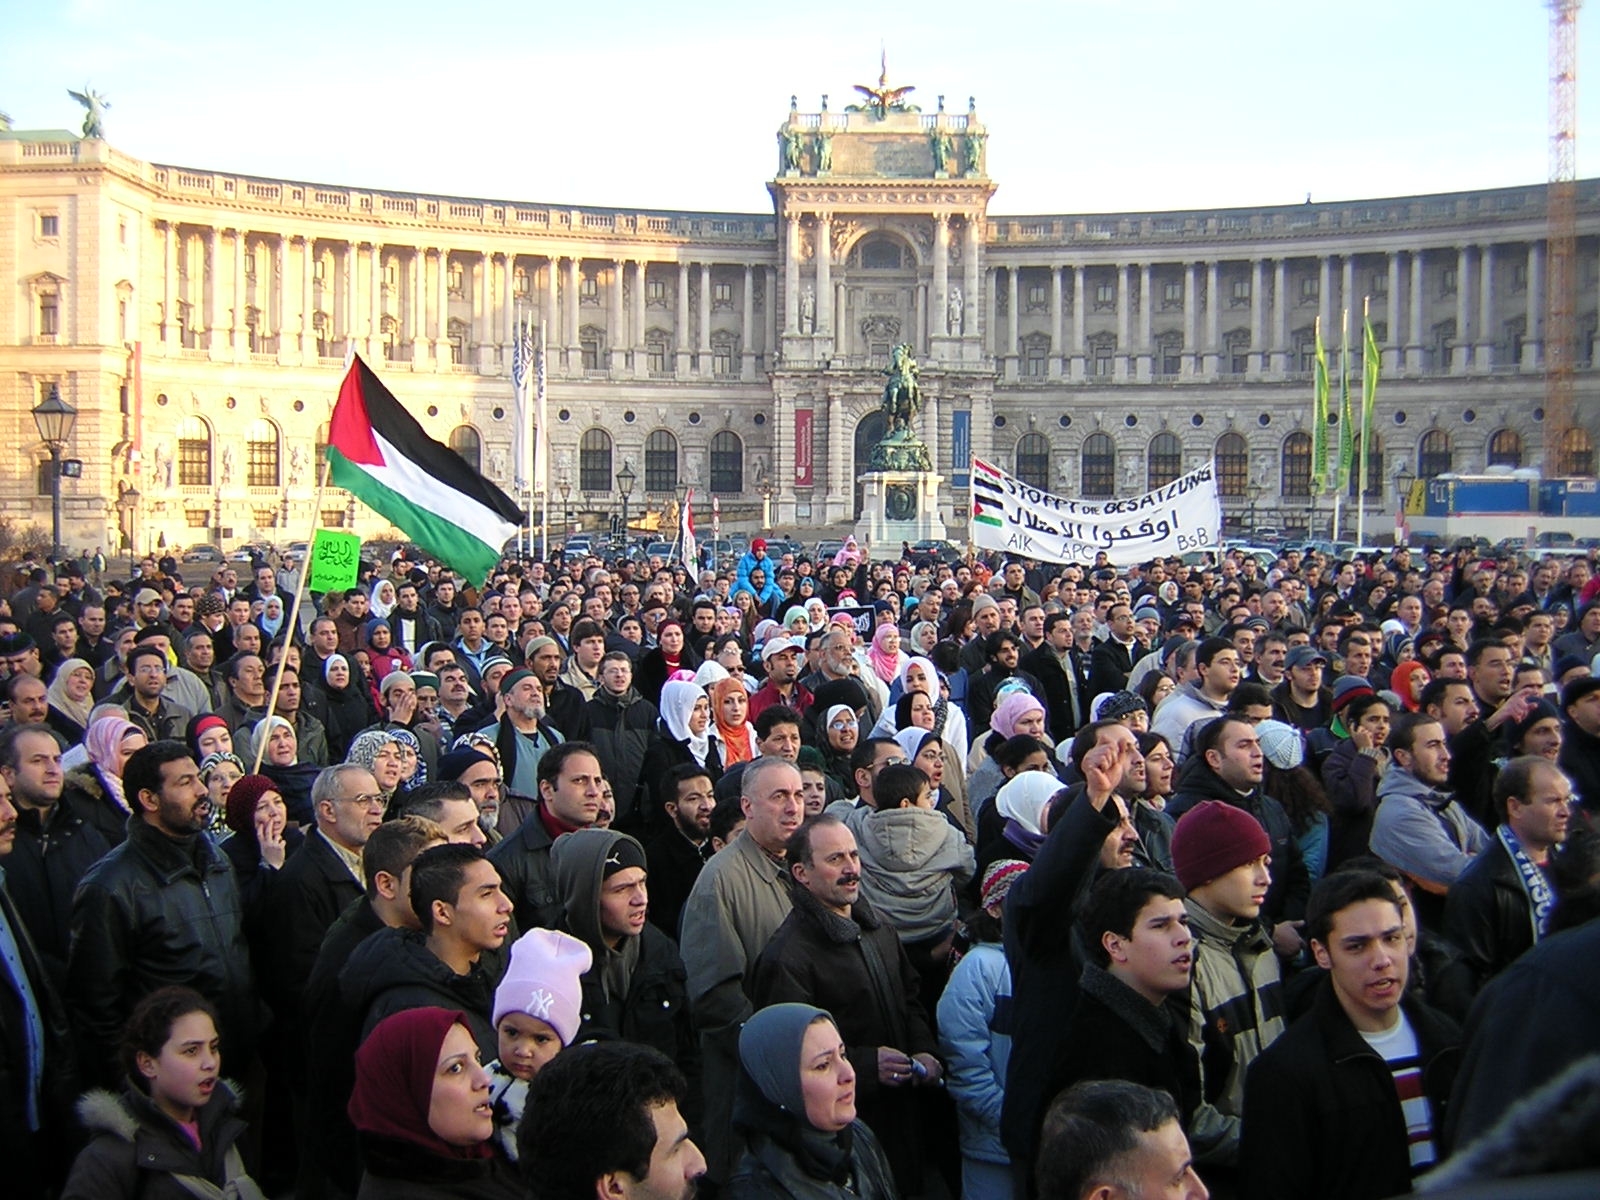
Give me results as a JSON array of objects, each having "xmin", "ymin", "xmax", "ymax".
[{"xmin": 1, "ymin": 532, "xmax": 1598, "ymax": 1200}]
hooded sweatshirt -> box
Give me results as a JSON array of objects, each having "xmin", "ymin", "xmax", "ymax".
[
  {"xmin": 340, "ymin": 925, "xmax": 498, "ymax": 1061},
  {"xmin": 834, "ymin": 801, "xmax": 976, "ymax": 944},
  {"xmin": 1370, "ymin": 767, "xmax": 1488, "ymax": 890},
  {"xmin": 550, "ymin": 828, "xmax": 696, "ymax": 1068}
]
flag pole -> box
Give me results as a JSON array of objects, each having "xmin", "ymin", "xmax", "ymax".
[
  {"xmin": 253, "ymin": 453, "xmax": 333, "ymax": 775},
  {"xmin": 1332, "ymin": 309, "xmax": 1346, "ymax": 542},
  {"xmin": 1357, "ymin": 297, "xmax": 1371, "ymax": 548},
  {"xmin": 537, "ymin": 321, "xmax": 549, "ymax": 563}
]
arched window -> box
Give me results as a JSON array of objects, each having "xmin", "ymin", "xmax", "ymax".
[
  {"xmin": 1418, "ymin": 429, "xmax": 1452, "ymax": 478},
  {"xmin": 1147, "ymin": 432, "xmax": 1182, "ymax": 490},
  {"xmin": 1487, "ymin": 429, "xmax": 1523, "ymax": 469},
  {"xmin": 177, "ymin": 416, "xmax": 212, "ymax": 487},
  {"xmin": 644, "ymin": 430, "xmax": 679, "ymax": 493},
  {"xmin": 1215, "ymin": 432, "xmax": 1248, "ymax": 497},
  {"xmin": 579, "ymin": 428, "xmax": 612, "ymax": 493},
  {"xmin": 1559, "ymin": 427, "xmax": 1596, "ymax": 476},
  {"xmin": 710, "ymin": 431, "xmax": 744, "ymax": 494},
  {"xmin": 1348, "ymin": 434, "xmax": 1383, "ymax": 498},
  {"xmin": 449, "ymin": 425, "xmax": 482, "ymax": 474},
  {"xmin": 858, "ymin": 237, "xmax": 903, "ymax": 270},
  {"xmin": 245, "ymin": 419, "xmax": 280, "ymax": 488},
  {"xmin": 1081, "ymin": 433, "xmax": 1115, "ymax": 498},
  {"xmin": 1282, "ymin": 432, "xmax": 1312, "ymax": 498},
  {"xmin": 1015, "ymin": 433, "xmax": 1050, "ymax": 489}
]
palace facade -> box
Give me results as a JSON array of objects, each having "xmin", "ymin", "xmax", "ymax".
[{"xmin": 3, "ymin": 95, "xmax": 1599, "ymax": 554}]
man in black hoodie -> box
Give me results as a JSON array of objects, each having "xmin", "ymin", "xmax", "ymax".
[
  {"xmin": 1168, "ymin": 715, "xmax": 1309, "ymax": 958},
  {"xmin": 1558, "ymin": 674, "xmax": 1600, "ymax": 813},
  {"xmin": 550, "ymin": 828, "xmax": 697, "ymax": 1089},
  {"xmin": 340, "ymin": 841, "xmax": 512, "ymax": 1059}
]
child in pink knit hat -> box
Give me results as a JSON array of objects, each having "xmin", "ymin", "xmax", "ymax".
[{"xmin": 487, "ymin": 927, "xmax": 592, "ymax": 1160}]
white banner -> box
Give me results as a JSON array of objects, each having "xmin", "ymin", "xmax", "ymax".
[{"xmin": 970, "ymin": 457, "xmax": 1222, "ymax": 566}]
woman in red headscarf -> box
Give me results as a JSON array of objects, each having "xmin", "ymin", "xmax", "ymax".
[{"xmin": 348, "ymin": 1007, "xmax": 522, "ymax": 1198}]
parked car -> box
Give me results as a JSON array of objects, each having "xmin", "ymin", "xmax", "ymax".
[
  {"xmin": 181, "ymin": 544, "xmax": 225, "ymax": 564},
  {"xmin": 644, "ymin": 541, "xmax": 676, "ymax": 561},
  {"xmin": 815, "ymin": 540, "xmax": 845, "ymax": 562}
]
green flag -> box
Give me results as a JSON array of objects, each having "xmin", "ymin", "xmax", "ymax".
[
  {"xmin": 1337, "ymin": 316, "xmax": 1355, "ymax": 491},
  {"xmin": 1361, "ymin": 313, "xmax": 1380, "ymax": 500},
  {"xmin": 1312, "ymin": 320, "xmax": 1330, "ymax": 493},
  {"xmin": 305, "ymin": 528, "xmax": 362, "ymax": 593}
]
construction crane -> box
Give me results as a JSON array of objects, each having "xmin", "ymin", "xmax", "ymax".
[{"xmin": 1546, "ymin": 0, "xmax": 1581, "ymax": 475}]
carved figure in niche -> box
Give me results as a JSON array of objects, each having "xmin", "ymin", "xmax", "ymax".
[
  {"xmin": 489, "ymin": 448, "xmax": 508, "ymax": 481},
  {"xmin": 799, "ymin": 287, "xmax": 816, "ymax": 333},
  {"xmin": 931, "ymin": 130, "xmax": 954, "ymax": 174},
  {"xmin": 964, "ymin": 133, "xmax": 987, "ymax": 177},
  {"xmin": 67, "ymin": 86, "xmax": 110, "ymax": 138},
  {"xmin": 150, "ymin": 444, "xmax": 172, "ymax": 492},
  {"xmin": 220, "ymin": 445, "xmax": 235, "ymax": 486},
  {"xmin": 946, "ymin": 286, "xmax": 964, "ymax": 335},
  {"xmin": 814, "ymin": 131, "xmax": 832, "ymax": 174},
  {"xmin": 879, "ymin": 343, "xmax": 922, "ymax": 436},
  {"xmin": 780, "ymin": 128, "xmax": 805, "ymax": 174},
  {"xmin": 289, "ymin": 444, "xmax": 308, "ymax": 486}
]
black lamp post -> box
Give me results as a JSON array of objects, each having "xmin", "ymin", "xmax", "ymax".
[
  {"xmin": 32, "ymin": 384, "xmax": 78, "ymax": 559},
  {"xmin": 559, "ymin": 477, "xmax": 572, "ymax": 537},
  {"xmin": 1394, "ymin": 466, "xmax": 1416, "ymax": 546},
  {"xmin": 617, "ymin": 460, "xmax": 636, "ymax": 547},
  {"xmin": 118, "ymin": 485, "xmax": 141, "ymax": 574}
]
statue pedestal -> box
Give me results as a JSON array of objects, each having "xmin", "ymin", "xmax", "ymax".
[{"xmin": 855, "ymin": 471, "xmax": 948, "ymax": 545}]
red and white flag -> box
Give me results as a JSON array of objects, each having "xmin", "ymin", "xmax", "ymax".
[{"xmin": 681, "ymin": 489, "xmax": 698, "ymax": 567}]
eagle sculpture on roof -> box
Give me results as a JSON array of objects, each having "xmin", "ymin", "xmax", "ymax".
[{"xmin": 849, "ymin": 51, "xmax": 917, "ymax": 119}]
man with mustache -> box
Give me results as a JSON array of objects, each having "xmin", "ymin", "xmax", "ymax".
[
  {"xmin": 1241, "ymin": 870, "xmax": 1461, "ymax": 1200},
  {"xmin": 749, "ymin": 814, "xmax": 941, "ymax": 1196}
]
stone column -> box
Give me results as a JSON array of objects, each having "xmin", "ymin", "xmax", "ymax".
[
  {"xmin": 1524, "ymin": 241, "xmax": 1545, "ymax": 368},
  {"xmin": 410, "ymin": 249, "xmax": 426, "ymax": 365},
  {"xmin": 932, "ymin": 214, "xmax": 949, "ymax": 346},
  {"xmin": 766, "ymin": 266, "xmax": 778, "ymax": 364},
  {"xmin": 565, "ymin": 257, "xmax": 581, "ymax": 361},
  {"xmin": 435, "ymin": 249, "xmax": 451, "ymax": 367},
  {"xmin": 159, "ymin": 223, "xmax": 174, "ymax": 350},
  {"xmin": 207, "ymin": 227, "xmax": 223, "ymax": 353},
  {"xmin": 302, "ymin": 238, "xmax": 316, "ymax": 363},
  {"xmin": 916, "ymin": 282, "xmax": 928, "ymax": 352},
  {"xmin": 963, "ymin": 216, "xmax": 980, "ymax": 351},
  {"xmin": 1182, "ymin": 263, "xmax": 1199, "ymax": 377},
  {"xmin": 1341, "ymin": 255, "xmax": 1355, "ymax": 338},
  {"xmin": 1477, "ymin": 244, "xmax": 1496, "ymax": 366},
  {"xmin": 676, "ymin": 261, "xmax": 691, "ymax": 375},
  {"xmin": 1137, "ymin": 263, "xmax": 1153, "ymax": 381},
  {"xmin": 815, "ymin": 217, "xmax": 831, "ymax": 338},
  {"xmin": 1271, "ymin": 258, "xmax": 1289, "ymax": 373},
  {"xmin": 741, "ymin": 264, "xmax": 755, "ymax": 379},
  {"xmin": 473, "ymin": 250, "xmax": 490, "ymax": 370},
  {"xmin": 609, "ymin": 258, "xmax": 625, "ymax": 373},
  {"xmin": 1249, "ymin": 259, "xmax": 1266, "ymax": 375},
  {"xmin": 369, "ymin": 244, "xmax": 384, "ymax": 362},
  {"xmin": 342, "ymin": 242, "xmax": 356, "ymax": 358},
  {"xmin": 1408, "ymin": 251, "xmax": 1425, "ymax": 371},
  {"xmin": 542, "ymin": 255, "xmax": 558, "ymax": 347},
  {"xmin": 1204, "ymin": 261, "xmax": 1222, "ymax": 375},
  {"xmin": 274, "ymin": 234, "xmax": 290, "ymax": 362},
  {"xmin": 1453, "ymin": 246, "xmax": 1472, "ymax": 372},
  {"xmin": 1050, "ymin": 266, "xmax": 1065, "ymax": 378},
  {"xmin": 827, "ymin": 391, "xmax": 846, "ymax": 523},
  {"xmin": 1385, "ymin": 252, "xmax": 1403, "ymax": 371},
  {"xmin": 501, "ymin": 255, "xmax": 515, "ymax": 357},
  {"xmin": 1071, "ymin": 266, "xmax": 1086, "ymax": 380},
  {"xmin": 1007, "ymin": 267, "xmax": 1020, "ymax": 378},
  {"xmin": 784, "ymin": 215, "xmax": 801, "ymax": 334},
  {"xmin": 1114, "ymin": 264, "xmax": 1131, "ymax": 380},
  {"xmin": 698, "ymin": 262, "xmax": 712, "ymax": 373},
  {"xmin": 1318, "ymin": 256, "xmax": 1332, "ymax": 345}
]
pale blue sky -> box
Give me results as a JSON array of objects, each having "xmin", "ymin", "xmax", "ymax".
[{"xmin": 5, "ymin": 0, "xmax": 1595, "ymax": 215}]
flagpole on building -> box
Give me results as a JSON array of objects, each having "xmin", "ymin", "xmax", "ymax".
[
  {"xmin": 1357, "ymin": 296, "xmax": 1372, "ymax": 548},
  {"xmin": 253, "ymin": 454, "xmax": 332, "ymax": 775}
]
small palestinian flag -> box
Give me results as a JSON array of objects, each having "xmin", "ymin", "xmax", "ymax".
[
  {"xmin": 326, "ymin": 355, "xmax": 522, "ymax": 583},
  {"xmin": 971, "ymin": 458, "xmax": 1005, "ymax": 527}
]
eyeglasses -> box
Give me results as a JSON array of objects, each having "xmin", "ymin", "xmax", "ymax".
[
  {"xmin": 340, "ymin": 792, "xmax": 387, "ymax": 809},
  {"xmin": 829, "ymin": 717, "xmax": 859, "ymax": 731}
]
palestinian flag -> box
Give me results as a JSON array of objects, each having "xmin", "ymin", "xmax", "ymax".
[
  {"xmin": 971, "ymin": 458, "xmax": 1005, "ymax": 528},
  {"xmin": 326, "ymin": 355, "xmax": 521, "ymax": 583}
]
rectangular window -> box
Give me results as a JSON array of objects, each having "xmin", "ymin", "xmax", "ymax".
[
  {"xmin": 1231, "ymin": 348, "xmax": 1250, "ymax": 374},
  {"xmin": 1093, "ymin": 349, "xmax": 1113, "ymax": 376},
  {"xmin": 581, "ymin": 338, "xmax": 600, "ymax": 371},
  {"xmin": 580, "ymin": 277, "xmax": 599, "ymax": 301},
  {"xmin": 1095, "ymin": 283, "xmax": 1115, "ymax": 304},
  {"xmin": 647, "ymin": 280, "xmax": 667, "ymax": 304},
  {"xmin": 1371, "ymin": 271, "xmax": 1389, "ymax": 296},
  {"xmin": 1512, "ymin": 264, "xmax": 1528, "ymax": 293},
  {"xmin": 39, "ymin": 294, "xmax": 59, "ymax": 337},
  {"xmin": 40, "ymin": 214, "xmax": 59, "ymax": 238},
  {"xmin": 713, "ymin": 347, "xmax": 734, "ymax": 376},
  {"xmin": 1163, "ymin": 281, "xmax": 1182, "ymax": 304},
  {"xmin": 647, "ymin": 343, "xmax": 667, "ymax": 374},
  {"xmin": 1440, "ymin": 267, "xmax": 1457, "ymax": 296},
  {"xmin": 1027, "ymin": 284, "xmax": 1048, "ymax": 308},
  {"xmin": 1231, "ymin": 279, "xmax": 1251, "ymax": 301},
  {"xmin": 1161, "ymin": 348, "xmax": 1181, "ymax": 375},
  {"xmin": 1299, "ymin": 276, "xmax": 1319, "ymax": 301},
  {"xmin": 713, "ymin": 281, "xmax": 733, "ymax": 304},
  {"xmin": 245, "ymin": 251, "xmax": 257, "ymax": 279},
  {"xmin": 314, "ymin": 258, "xmax": 326, "ymax": 282},
  {"xmin": 1024, "ymin": 350, "xmax": 1046, "ymax": 377}
]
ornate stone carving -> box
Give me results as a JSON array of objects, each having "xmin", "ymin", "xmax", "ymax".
[{"xmin": 861, "ymin": 315, "xmax": 901, "ymax": 342}]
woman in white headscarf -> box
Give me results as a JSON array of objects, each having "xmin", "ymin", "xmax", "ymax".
[
  {"xmin": 872, "ymin": 655, "xmax": 969, "ymax": 751},
  {"xmin": 45, "ymin": 656, "xmax": 96, "ymax": 744},
  {"xmin": 641, "ymin": 679, "xmax": 724, "ymax": 822},
  {"xmin": 368, "ymin": 577, "xmax": 397, "ymax": 620}
]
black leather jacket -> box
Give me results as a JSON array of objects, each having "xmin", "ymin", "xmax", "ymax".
[{"xmin": 65, "ymin": 818, "xmax": 259, "ymax": 1086}]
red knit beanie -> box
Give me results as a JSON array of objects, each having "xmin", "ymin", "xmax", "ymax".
[
  {"xmin": 225, "ymin": 774, "xmax": 279, "ymax": 836},
  {"xmin": 1170, "ymin": 800, "xmax": 1271, "ymax": 891}
]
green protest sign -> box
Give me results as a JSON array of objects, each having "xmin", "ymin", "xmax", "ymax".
[{"xmin": 306, "ymin": 529, "xmax": 362, "ymax": 593}]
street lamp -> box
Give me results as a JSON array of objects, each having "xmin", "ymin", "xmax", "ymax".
[
  {"xmin": 758, "ymin": 477, "xmax": 776, "ymax": 529},
  {"xmin": 32, "ymin": 384, "xmax": 78, "ymax": 559},
  {"xmin": 558, "ymin": 477, "xmax": 572, "ymax": 538},
  {"xmin": 117, "ymin": 485, "xmax": 141, "ymax": 574},
  {"xmin": 616, "ymin": 460, "xmax": 637, "ymax": 549},
  {"xmin": 1394, "ymin": 466, "xmax": 1416, "ymax": 547}
]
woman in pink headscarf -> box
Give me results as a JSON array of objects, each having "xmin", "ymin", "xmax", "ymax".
[
  {"xmin": 865, "ymin": 624, "xmax": 909, "ymax": 685},
  {"xmin": 60, "ymin": 713, "xmax": 148, "ymax": 846}
]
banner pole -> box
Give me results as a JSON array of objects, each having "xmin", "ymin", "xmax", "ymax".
[
  {"xmin": 253, "ymin": 454, "xmax": 332, "ymax": 775},
  {"xmin": 1357, "ymin": 296, "xmax": 1371, "ymax": 548},
  {"xmin": 538, "ymin": 322, "xmax": 548, "ymax": 563}
]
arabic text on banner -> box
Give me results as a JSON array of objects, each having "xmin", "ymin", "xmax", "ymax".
[{"xmin": 969, "ymin": 458, "xmax": 1222, "ymax": 566}]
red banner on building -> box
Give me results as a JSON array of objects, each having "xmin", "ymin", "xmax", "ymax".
[{"xmin": 794, "ymin": 408, "xmax": 814, "ymax": 487}]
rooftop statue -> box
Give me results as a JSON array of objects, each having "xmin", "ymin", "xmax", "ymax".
[
  {"xmin": 68, "ymin": 86, "xmax": 109, "ymax": 139},
  {"xmin": 847, "ymin": 50, "xmax": 918, "ymax": 119}
]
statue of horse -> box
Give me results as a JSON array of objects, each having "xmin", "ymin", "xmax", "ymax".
[{"xmin": 879, "ymin": 343, "xmax": 921, "ymax": 436}]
